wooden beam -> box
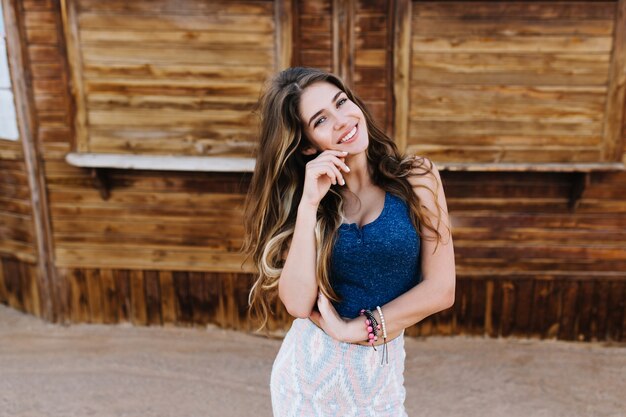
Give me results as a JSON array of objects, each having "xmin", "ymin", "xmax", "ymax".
[
  {"xmin": 275, "ymin": 0, "xmax": 293, "ymax": 71},
  {"xmin": 65, "ymin": 153, "xmax": 625, "ymax": 173},
  {"xmin": 332, "ymin": 0, "xmax": 354, "ymax": 86},
  {"xmin": 60, "ymin": 0, "xmax": 88, "ymax": 152},
  {"xmin": 393, "ymin": 0, "xmax": 411, "ymax": 151},
  {"xmin": 602, "ymin": 0, "xmax": 626, "ymax": 161},
  {"xmin": 437, "ymin": 162, "xmax": 625, "ymax": 172},
  {"xmin": 2, "ymin": 0, "xmax": 59, "ymax": 321},
  {"xmin": 66, "ymin": 152, "xmax": 256, "ymax": 172}
]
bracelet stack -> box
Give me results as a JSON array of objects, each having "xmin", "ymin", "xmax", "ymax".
[{"xmin": 359, "ymin": 306, "xmax": 389, "ymax": 366}]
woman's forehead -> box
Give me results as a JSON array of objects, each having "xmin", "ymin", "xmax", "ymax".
[{"xmin": 299, "ymin": 81, "xmax": 342, "ymax": 120}]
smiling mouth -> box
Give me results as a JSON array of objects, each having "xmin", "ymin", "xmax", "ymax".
[{"xmin": 338, "ymin": 124, "xmax": 358, "ymax": 144}]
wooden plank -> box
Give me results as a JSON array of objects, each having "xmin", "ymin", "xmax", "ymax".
[
  {"xmin": 412, "ymin": 35, "xmax": 611, "ymax": 54},
  {"xmin": 77, "ymin": 13, "xmax": 275, "ymax": 33},
  {"xmin": 76, "ymin": 0, "xmax": 274, "ymax": 15},
  {"xmin": 558, "ymin": 280, "xmax": 578, "ymax": 340},
  {"xmin": 332, "ymin": 0, "xmax": 354, "ymax": 85},
  {"xmin": 173, "ymin": 271, "xmax": 192, "ymax": 324},
  {"xmin": 469, "ymin": 279, "xmax": 485, "ymax": 335},
  {"xmin": 144, "ymin": 270, "xmax": 162, "ymax": 326},
  {"xmin": 577, "ymin": 281, "xmax": 595, "ymax": 341},
  {"xmin": 85, "ymin": 268, "xmax": 103, "ymax": 323},
  {"xmin": 275, "ymin": 0, "xmax": 293, "ymax": 70},
  {"xmin": 392, "ymin": 0, "xmax": 410, "ymax": 150},
  {"xmin": 19, "ymin": 262, "xmax": 35, "ymax": 315},
  {"xmin": 69, "ymin": 269, "xmax": 89, "ymax": 323},
  {"xmin": 65, "ymin": 153, "xmax": 255, "ymax": 172},
  {"xmin": 412, "ymin": 18, "xmax": 614, "ymax": 37},
  {"xmin": 114, "ymin": 269, "xmax": 131, "ymax": 323},
  {"xmin": 513, "ymin": 279, "xmax": 533, "ymax": 337},
  {"xmin": 189, "ymin": 272, "xmax": 210, "ymax": 326},
  {"xmin": 82, "ymin": 63, "xmax": 272, "ymax": 81},
  {"xmin": 99, "ymin": 269, "xmax": 119, "ymax": 324},
  {"xmin": 411, "ymin": 53, "xmax": 609, "ymax": 86},
  {"xmin": 2, "ymin": 258, "xmax": 22, "ymax": 310},
  {"xmin": 412, "ymin": 2, "xmax": 616, "ymax": 20},
  {"xmin": 606, "ymin": 281, "xmax": 625, "ymax": 341},
  {"xmin": 129, "ymin": 269, "xmax": 147, "ymax": 325},
  {"xmin": 499, "ymin": 280, "xmax": 516, "ymax": 337},
  {"xmin": 81, "ymin": 45, "xmax": 273, "ymax": 66},
  {"xmin": 60, "ymin": 0, "xmax": 88, "ymax": 151},
  {"xmin": 593, "ymin": 279, "xmax": 611, "ymax": 340},
  {"xmin": 159, "ymin": 270, "xmax": 177, "ymax": 326},
  {"xmin": 79, "ymin": 30, "xmax": 274, "ymax": 47},
  {"xmin": 602, "ymin": 0, "xmax": 626, "ymax": 161},
  {"xmin": 0, "ymin": 258, "xmax": 8, "ymax": 303}
]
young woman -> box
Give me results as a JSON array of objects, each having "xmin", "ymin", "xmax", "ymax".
[{"xmin": 243, "ymin": 67, "xmax": 456, "ymax": 416}]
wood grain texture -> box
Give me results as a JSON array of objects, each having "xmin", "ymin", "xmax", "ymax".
[
  {"xmin": 407, "ymin": 1, "xmax": 619, "ymax": 164},
  {"xmin": 59, "ymin": 0, "xmax": 278, "ymax": 157}
]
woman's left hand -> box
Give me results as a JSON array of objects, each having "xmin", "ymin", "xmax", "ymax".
[
  {"xmin": 309, "ymin": 291, "xmax": 363, "ymax": 343},
  {"xmin": 309, "ymin": 291, "xmax": 344, "ymax": 340}
]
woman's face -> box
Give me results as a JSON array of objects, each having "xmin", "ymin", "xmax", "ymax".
[{"xmin": 298, "ymin": 81, "xmax": 368, "ymax": 156}]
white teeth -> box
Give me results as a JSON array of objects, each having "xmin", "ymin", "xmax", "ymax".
[{"xmin": 339, "ymin": 126, "xmax": 357, "ymax": 143}]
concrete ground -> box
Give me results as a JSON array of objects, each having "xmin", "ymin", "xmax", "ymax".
[{"xmin": 0, "ymin": 304, "xmax": 624, "ymax": 417}]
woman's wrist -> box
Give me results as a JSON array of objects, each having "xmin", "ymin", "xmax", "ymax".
[
  {"xmin": 341, "ymin": 317, "xmax": 368, "ymax": 343},
  {"xmin": 297, "ymin": 201, "xmax": 319, "ymax": 216}
]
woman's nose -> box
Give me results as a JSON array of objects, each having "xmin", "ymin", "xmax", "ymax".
[{"xmin": 333, "ymin": 113, "xmax": 349, "ymax": 130}]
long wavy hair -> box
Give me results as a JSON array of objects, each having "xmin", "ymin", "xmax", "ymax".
[{"xmin": 242, "ymin": 67, "xmax": 447, "ymax": 330}]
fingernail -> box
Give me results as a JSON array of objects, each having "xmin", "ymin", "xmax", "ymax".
[
  {"xmin": 345, "ymin": 166, "xmax": 350, "ymax": 172},
  {"xmin": 342, "ymin": 151, "xmax": 348, "ymax": 154}
]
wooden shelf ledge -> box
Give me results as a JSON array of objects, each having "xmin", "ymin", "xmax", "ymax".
[
  {"xmin": 66, "ymin": 153, "xmax": 625, "ymax": 173},
  {"xmin": 437, "ymin": 162, "xmax": 625, "ymax": 172},
  {"xmin": 65, "ymin": 152, "xmax": 255, "ymax": 172}
]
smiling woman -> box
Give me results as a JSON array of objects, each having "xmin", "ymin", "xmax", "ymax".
[{"xmin": 243, "ymin": 67, "xmax": 456, "ymax": 416}]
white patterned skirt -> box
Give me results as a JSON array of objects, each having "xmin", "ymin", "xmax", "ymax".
[{"xmin": 270, "ymin": 318, "xmax": 408, "ymax": 417}]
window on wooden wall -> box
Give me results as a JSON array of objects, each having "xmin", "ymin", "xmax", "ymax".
[
  {"xmin": 62, "ymin": 0, "xmax": 288, "ymax": 157},
  {"xmin": 0, "ymin": 1, "xmax": 19, "ymax": 141},
  {"xmin": 394, "ymin": 1, "xmax": 625, "ymax": 166}
]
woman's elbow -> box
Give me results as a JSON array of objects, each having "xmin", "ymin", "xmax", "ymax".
[
  {"xmin": 282, "ymin": 300, "xmax": 312, "ymax": 319},
  {"xmin": 278, "ymin": 288, "xmax": 314, "ymax": 319},
  {"xmin": 439, "ymin": 280, "xmax": 456, "ymax": 310}
]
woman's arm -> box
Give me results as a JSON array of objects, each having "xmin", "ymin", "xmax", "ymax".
[
  {"xmin": 278, "ymin": 203, "xmax": 319, "ymax": 318},
  {"xmin": 278, "ymin": 150, "xmax": 350, "ymax": 318}
]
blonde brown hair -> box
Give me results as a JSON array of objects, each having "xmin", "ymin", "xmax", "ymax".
[{"xmin": 242, "ymin": 67, "xmax": 447, "ymax": 330}]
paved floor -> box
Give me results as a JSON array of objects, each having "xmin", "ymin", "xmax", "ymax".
[{"xmin": 1, "ymin": 304, "xmax": 625, "ymax": 417}]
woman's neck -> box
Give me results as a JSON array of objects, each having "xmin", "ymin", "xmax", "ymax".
[{"xmin": 342, "ymin": 152, "xmax": 374, "ymax": 195}]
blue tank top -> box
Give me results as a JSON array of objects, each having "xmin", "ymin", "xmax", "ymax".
[{"xmin": 330, "ymin": 191, "xmax": 422, "ymax": 318}]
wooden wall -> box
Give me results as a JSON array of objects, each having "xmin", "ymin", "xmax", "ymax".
[
  {"xmin": 406, "ymin": 2, "xmax": 616, "ymax": 163},
  {"xmin": 0, "ymin": 0, "xmax": 624, "ymax": 342},
  {"xmin": 0, "ymin": 120, "xmax": 40, "ymax": 317}
]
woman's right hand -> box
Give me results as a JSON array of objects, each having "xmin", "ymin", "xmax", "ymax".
[{"xmin": 300, "ymin": 150, "xmax": 351, "ymax": 207}]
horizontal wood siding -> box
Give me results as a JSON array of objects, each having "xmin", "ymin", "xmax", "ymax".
[
  {"xmin": 64, "ymin": 0, "xmax": 276, "ymax": 156},
  {"xmin": 407, "ymin": 1, "xmax": 617, "ymax": 164},
  {"xmin": 0, "ymin": 138, "xmax": 36, "ymax": 264},
  {"xmin": 0, "ymin": 255, "xmax": 40, "ymax": 316}
]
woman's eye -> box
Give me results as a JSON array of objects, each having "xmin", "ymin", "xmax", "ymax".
[
  {"xmin": 314, "ymin": 116, "xmax": 326, "ymax": 127},
  {"xmin": 337, "ymin": 98, "xmax": 347, "ymax": 106}
]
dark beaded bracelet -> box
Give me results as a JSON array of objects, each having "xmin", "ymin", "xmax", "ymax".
[{"xmin": 359, "ymin": 309, "xmax": 382, "ymax": 351}]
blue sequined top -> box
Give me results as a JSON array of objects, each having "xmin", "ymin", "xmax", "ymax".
[{"xmin": 330, "ymin": 191, "xmax": 422, "ymax": 318}]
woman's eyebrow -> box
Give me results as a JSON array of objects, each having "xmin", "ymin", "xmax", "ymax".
[{"xmin": 307, "ymin": 91, "xmax": 344, "ymax": 127}]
